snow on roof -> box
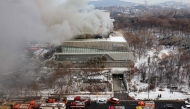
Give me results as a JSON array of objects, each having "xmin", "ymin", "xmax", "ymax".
[
  {"xmin": 107, "ymin": 35, "xmax": 126, "ymax": 42},
  {"xmin": 87, "ymin": 75, "xmax": 107, "ymax": 81},
  {"xmin": 69, "ymin": 31, "xmax": 127, "ymax": 42},
  {"xmin": 34, "ymin": 48, "xmax": 49, "ymax": 56}
]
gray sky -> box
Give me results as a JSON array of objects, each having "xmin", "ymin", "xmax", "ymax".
[
  {"xmin": 121, "ymin": 0, "xmax": 189, "ymax": 4},
  {"xmin": 88, "ymin": 0, "xmax": 190, "ymax": 4}
]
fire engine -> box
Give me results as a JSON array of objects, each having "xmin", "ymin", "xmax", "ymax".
[
  {"xmin": 13, "ymin": 104, "xmax": 32, "ymax": 109},
  {"xmin": 70, "ymin": 101, "xmax": 85, "ymax": 109},
  {"xmin": 29, "ymin": 100, "xmax": 42, "ymax": 109},
  {"xmin": 74, "ymin": 96, "xmax": 91, "ymax": 105},
  {"xmin": 39, "ymin": 102, "xmax": 66, "ymax": 109},
  {"xmin": 46, "ymin": 95, "xmax": 68, "ymax": 104},
  {"xmin": 136, "ymin": 100, "xmax": 155, "ymax": 109},
  {"xmin": 108, "ymin": 106, "xmax": 125, "ymax": 109}
]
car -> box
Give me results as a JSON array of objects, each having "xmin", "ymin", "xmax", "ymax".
[
  {"xmin": 96, "ymin": 98, "xmax": 107, "ymax": 104},
  {"xmin": 181, "ymin": 105, "xmax": 190, "ymax": 109},
  {"xmin": 109, "ymin": 97, "xmax": 119, "ymax": 104},
  {"xmin": 160, "ymin": 104, "xmax": 174, "ymax": 109},
  {"xmin": 119, "ymin": 76, "xmax": 123, "ymax": 80},
  {"xmin": 121, "ymin": 81, "xmax": 124, "ymax": 87},
  {"xmin": 185, "ymin": 98, "xmax": 190, "ymax": 104}
]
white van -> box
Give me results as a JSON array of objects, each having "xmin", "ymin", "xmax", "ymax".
[{"xmin": 96, "ymin": 98, "xmax": 107, "ymax": 104}]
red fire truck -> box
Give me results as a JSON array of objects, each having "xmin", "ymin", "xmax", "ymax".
[
  {"xmin": 74, "ymin": 96, "xmax": 91, "ymax": 105},
  {"xmin": 70, "ymin": 101, "xmax": 85, "ymax": 109},
  {"xmin": 13, "ymin": 104, "xmax": 32, "ymax": 109}
]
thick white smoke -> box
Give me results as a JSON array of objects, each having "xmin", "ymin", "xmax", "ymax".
[
  {"xmin": 0, "ymin": 0, "xmax": 115, "ymax": 91},
  {"xmin": 0, "ymin": 0, "xmax": 114, "ymax": 45},
  {"xmin": 0, "ymin": 0, "xmax": 114, "ymax": 74},
  {"xmin": 36, "ymin": 0, "xmax": 114, "ymax": 44}
]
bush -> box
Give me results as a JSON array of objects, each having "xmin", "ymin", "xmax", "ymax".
[
  {"xmin": 149, "ymin": 84, "xmax": 155, "ymax": 90},
  {"xmin": 132, "ymin": 85, "xmax": 138, "ymax": 92}
]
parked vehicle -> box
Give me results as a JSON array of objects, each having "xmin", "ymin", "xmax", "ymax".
[
  {"xmin": 143, "ymin": 100, "xmax": 155, "ymax": 109},
  {"xmin": 108, "ymin": 106, "xmax": 125, "ymax": 109},
  {"xmin": 74, "ymin": 96, "xmax": 91, "ymax": 105},
  {"xmin": 13, "ymin": 104, "xmax": 32, "ymax": 109},
  {"xmin": 136, "ymin": 106, "xmax": 143, "ymax": 109},
  {"xmin": 0, "ymin": 102, "xmax": 16, "ymax": 109},
  {"xmin": 185, "ymin": 98, "xmax": 190, "ymax": 105},
  {"xmin": 70, "ymin": 101, "xmax": 85, "ymax": 109},
  {"xmin": 160, "ymin": 104, "xmax": 174, "ymax": 109},
  {"xmin": 137, "ymin": 100, "xmax": 155, "ymax": 109},
  {"xmin": 39, "ymin": 102, "xmax": 66, "ymax": 109},
  {"xmin": 45, "ymin": 95, "xmax": 68, "ymax": 104},
  {"xmin": 96, "ymin": 98, "xmax": 107, "ymax": 104},
  {"xmin": 109, "ymin": 97, "xmax": 119, "ymax": 104},
  {"xmin": 119, "ymin": 76, "xmax": 123, "ymax": 80},
  {"xmin": 181, "ymin": 104, "xmax": 190, "ymax": 109},
  {"xmin": 0, "ymin": 105, "xmax": 11, "ymax": 109}
]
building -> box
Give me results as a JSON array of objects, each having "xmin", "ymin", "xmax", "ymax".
[{"xmin": 55, "ymin": 32, "xmax": 134, "ymax": 68}]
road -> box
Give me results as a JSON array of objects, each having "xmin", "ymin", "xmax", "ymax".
[{"xmin": 66, "ymin": 100, "xmax": 184, "ymax": 109}]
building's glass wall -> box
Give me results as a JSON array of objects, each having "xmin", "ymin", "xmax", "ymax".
[
  {"xmin": 63, "ymin": 41, "xmax": 130, "ymax": 52},
  {"xmin": 61, "ymin": 46, "xmax": 127, "ymax": 54}
]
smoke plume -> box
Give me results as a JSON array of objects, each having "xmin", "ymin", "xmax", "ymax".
[
  {"xmin": 0, "ymin": 0, "xmax": 114, "ymax": 74},
  {"xmin": 36, "ymin": 0, "xmax": 114, "ymax": 44}
]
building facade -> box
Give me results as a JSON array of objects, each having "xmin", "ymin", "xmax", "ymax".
[{"xmin": 55, "ymin": 32, "xmax": 134, "ymax": 68}]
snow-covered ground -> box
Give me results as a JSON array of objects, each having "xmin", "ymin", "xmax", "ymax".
[
  {"xmin": 40, "ymin": 89, "xmax": 190, "ymax": 101},
  {"xmin": 129, "ymin": 88, "xmax": 190, "ymax": 100},
  {"xmin": 34, "ymin": 46, "xmax": 190, "ymax": 101}
]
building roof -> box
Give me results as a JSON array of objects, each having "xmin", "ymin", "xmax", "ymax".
[
  {"xmin": 68, "ymin": 35, "xmax": 126, "ymax": 42},
  {"xmin": 68, "ymin": 31, "xmax": 127, "ymax": 43}
]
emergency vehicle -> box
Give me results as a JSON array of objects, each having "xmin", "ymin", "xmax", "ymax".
[
  {"xmin": 108, "ymin": 106, "xmax": 125, "ymax": 109},
  {"xmin": 109, "ymin": 97, "xmax": 119, "ymax": 104},
  {"xmin": 39, "ymin": 102, "xmax": 66, "ymax": 109},
  {"xmin": 29, "ymin": 100, "xmax": 42, "ymax": 109},
  {"xmin": 136, "ymin": 100, "xmax": 155, "ymax": 109},
  {"xmin": 70, "ymin": 101, "xmax": 85, "ymax": 109},
  {"xmin": 46, "ymin": 95, "xmax": 68, "ymax": 104},
  {"xmin": 13, "ymin": 104, "xmax": 32, "ymax": 109},
  {"xmin": 74, "ymin": 96, "xmax": 91, "ymax": 105}
]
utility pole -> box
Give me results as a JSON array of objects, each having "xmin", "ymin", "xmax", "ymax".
[
  {"xmin": 155, "ymin": 78, "xmax": 157, "ymax": 91},
  {"xmin": 148, "ymin": 56, "xmax": 150, "ymax": 100}
]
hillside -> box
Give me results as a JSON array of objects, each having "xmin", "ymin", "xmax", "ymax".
[{"xmin": 88, "ymin": 0, "xmax": 134, "ymax": 7}]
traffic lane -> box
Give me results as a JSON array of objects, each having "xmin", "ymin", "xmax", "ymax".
[
  {"xmin": 66, "ymin": 101, "xmax": 138, "ymax": 109},
  {"xmin": 155, "ymin": 101, "xmax": 184, "ymax": 109},
  {"xmin": 66, "ymin": 101, "xmax": 184, "ymax": 109}
]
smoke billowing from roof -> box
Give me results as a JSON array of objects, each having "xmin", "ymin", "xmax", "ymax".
[
  {"xmin": 36, "ymin": 0, "xmax": 114, "ymax": 45},
  {"xmin": 0, "ymin": 0, "xmax": 114, "ymax": 73}
]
